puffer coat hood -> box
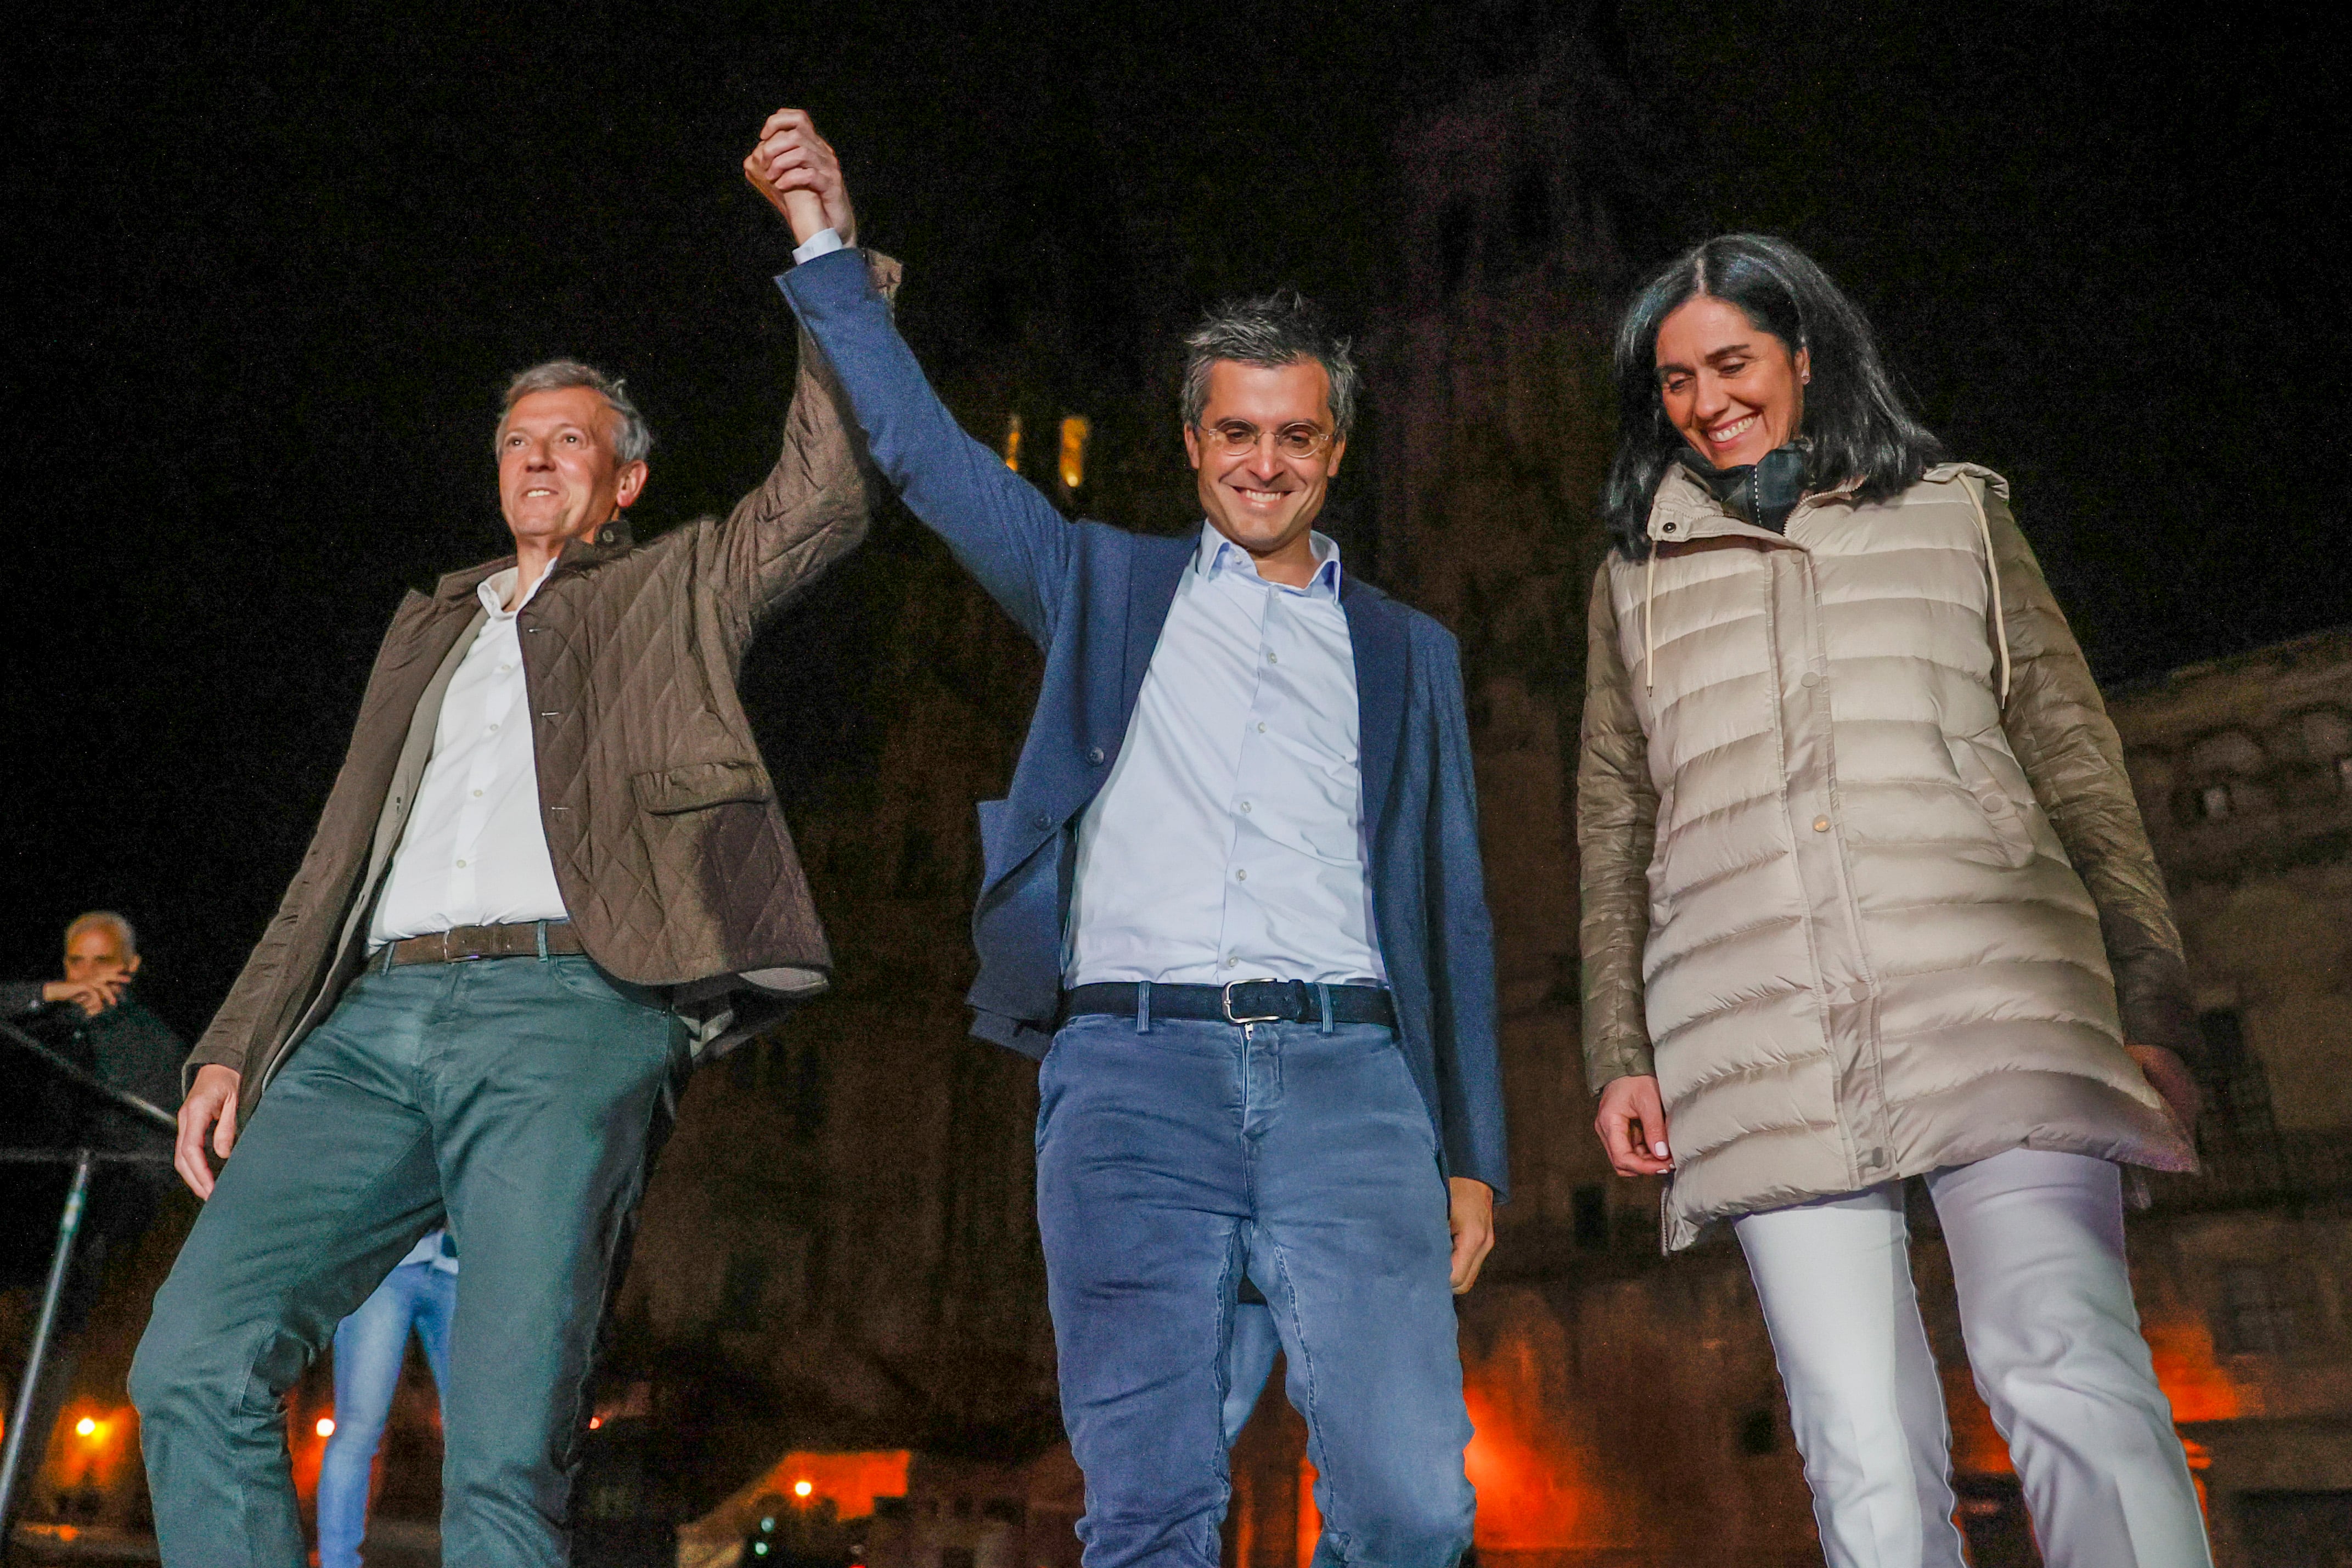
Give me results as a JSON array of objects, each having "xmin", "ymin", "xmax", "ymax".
[{"xmin": 1578, "ymin": 461, "xmax": 2197, "ymax": 1251}]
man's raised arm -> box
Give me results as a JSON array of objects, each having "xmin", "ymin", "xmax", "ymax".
[{"xmin": 745, "ymin": 109, "xmax": 1074, "ymax": 647}]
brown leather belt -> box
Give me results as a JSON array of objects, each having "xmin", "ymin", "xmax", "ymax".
[{"xmin": 381, "ymin": 921, "xmax": 583, "ymax": 969}]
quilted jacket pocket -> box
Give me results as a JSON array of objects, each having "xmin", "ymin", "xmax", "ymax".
[
  {"xmin": 1946, "ymin": 732, "xmax": 2036, "ymax": 869},
  {"xmin": 631, "ymin": 759, "xmax": 773, "ymax": 815}
]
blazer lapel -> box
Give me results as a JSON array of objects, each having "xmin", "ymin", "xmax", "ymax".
[
  {"xmin": 1121, "ymin": 532, "xmax": 1194, "ymax": 721},
  {"xmin": 1344, "ymin": 577, "xmax": 1410, "ymax": 845}
]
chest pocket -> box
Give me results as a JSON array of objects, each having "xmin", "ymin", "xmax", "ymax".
[{"xmin": 631, "ymin": 759, "xmax": 772, "ymax": 815}]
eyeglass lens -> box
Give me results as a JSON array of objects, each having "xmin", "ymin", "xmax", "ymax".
[{"xmin": 1205, "ymin": 421, "xmax": 1330, "ymax": 459}]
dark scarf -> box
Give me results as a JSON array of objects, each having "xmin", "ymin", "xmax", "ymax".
[{"xmin": 1676, "ymin": 441, "xmax": 1813, "ymax": 535}]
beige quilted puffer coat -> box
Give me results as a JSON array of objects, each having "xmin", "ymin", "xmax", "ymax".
[{"xmin": 1578, "ymin": 462, "xmax": 2197, "ymax": 1251}]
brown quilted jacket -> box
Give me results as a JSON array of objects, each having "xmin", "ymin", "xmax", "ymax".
[
  {"xmin": 1577, "ymin": 465, "xmax": 2198, "ymax": 1245},
  {"xmin": 191, "ymin": 256, "xmax": 896, "ymax": 1117}
]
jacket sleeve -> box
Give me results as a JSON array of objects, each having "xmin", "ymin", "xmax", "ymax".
[
  {"xmin": 705, "ymin": 252, "xmax": 902, "ymax": 635},
  {"xmin": 777, "ymin": 247, "xmax": 1074, "ymax": 647},
  {"xmin": 1984, "ymin": 487, "xmax": 2201, "ymax": 1062},
  {"xmin": 1576, "ymin": 562, "xmax": 1659, "ymax": 1091},
  {"xmin": 1422, "ymin": 623, "xmax": 1509, "ymax": 1198}
]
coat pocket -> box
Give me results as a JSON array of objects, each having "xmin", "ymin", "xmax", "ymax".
[
  {"xmin": 631, "ymin": 759, "xmax": 773, "ymax": 815},
  {"xmin": 1646, "ymin": 781, "xmax": 1679, "ymax": 922},
  {"xmin": 1945, "ymin": 732, "xmax": 2036, "ymax": 869}
]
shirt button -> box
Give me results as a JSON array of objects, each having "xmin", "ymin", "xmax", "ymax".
[
  {"xmin": 455, "ymin": 859, "xmax": 468, "ymax": 868},
  {"xmin": 1235, "ymin": 868, "xmax": 1248, "ymax": 882},
  {"xmin": 1085, "ymin": 746, "xmax": 1105, "ymax": 765},
  {"xmin": 1256, "ymin": 721, "xmax": 1267, "ymax": 734},
  {"xmin": 472, "ymin": 789, "xmax": 484, "ymax": 798},
  {"xmin": 1223, "ymin": 955, "xmax": 1237, "ymax": 968},
  {"xmin": 1267, "ymin": 652, "xmax": 1279, "ymax": 664},
  {"xmin": 1031, "ymin": 810, "xmax": 1051, "ymax": 831},
  {"xmin": 1978, "ymin": 792, "xmax": 2003, "ymax": 810},
  {"xmin": 498, "ymin": 664, "xmax": 514, "ymax": 674},
  {"xmin": 487, "ymin": 724, "xmax": 500, "ymax": 734},
  {"xmin": 1812, "ymin": 816, "xmax": 1831, "ymax": 833},
  {"xmin": 1800, "ymin": 672, "xmax": 1821, "ymax": 689},
  {"xmin": 1239, "ymin": 800, "xmax": 1252, "ymax": 813}
]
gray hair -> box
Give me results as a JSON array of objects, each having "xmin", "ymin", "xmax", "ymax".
[
  {"xmin": 65, "ymin": 910, "xmax": 137, "ymax": 957},
  {"xmin": 497, "ymin": 359, "xmax": 653, "ymax": 466},
  {"xmin": 1179, "ymin": 290, "xmax": 1360, "ymax": 441}
]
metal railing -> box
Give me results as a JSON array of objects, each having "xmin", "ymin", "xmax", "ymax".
[{"xmin": 0, "ymin": 1018, "xmax": 177, "ymax": 1552}]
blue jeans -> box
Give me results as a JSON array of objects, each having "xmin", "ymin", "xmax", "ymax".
[
  {"xmin": 132, "ymin": 955, "xmax": 684, "ymax": 1568},
  {"xmin": 1037, "ymin": 1014, "xmax": 1475, "ymax": 1568},
  {"xmin": 317, "ymin": 1257, "xmax": 455, "ymax": 1568}
]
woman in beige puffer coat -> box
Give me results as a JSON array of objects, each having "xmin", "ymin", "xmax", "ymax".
[{"xmin": 1577, "ymin": 234, "xmax": 2210, "ymax": 1568}]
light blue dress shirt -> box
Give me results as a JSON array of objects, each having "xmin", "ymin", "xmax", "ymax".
[{"xmin": 1066, "ymin": 524, "xmax": 1384, "ymax": 988}]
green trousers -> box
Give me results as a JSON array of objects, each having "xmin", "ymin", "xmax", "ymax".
[{"xmin": 131, "ymin": 954, "xmax": 685, "ymax": 1566}]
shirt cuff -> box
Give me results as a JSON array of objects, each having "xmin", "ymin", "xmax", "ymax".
[{"xmin": 791, "ymin": 227, "xmax": 847, "ymax": 265}]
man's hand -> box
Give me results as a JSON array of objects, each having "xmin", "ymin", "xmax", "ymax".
[
  {"xmin": 1596, "ymin": 1073, "xmax": 1675, "ymax": 1178},
  {"xmin": 43, "ymin": 976, "xmax": 127, "ymax": 1018},
  {"xmin": 2128, "ymin": 1044, "xmax": 2201, "ymax": 1137},
  {"xmin": 745, "ymin": 109, "xmax": 857, "ymax": 247},
  {"xmin": 175, "ymin": 1064, "xmax": 243, "ymax": 1199},
  {"xmin": 1448, "ymin": 1176, "xmax": 1494, "ymax": 1294}
]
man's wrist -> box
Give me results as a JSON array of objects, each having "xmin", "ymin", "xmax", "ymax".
[{"xmin": 791, "ymin": 227, "xmax": 847, "ymax": 266}]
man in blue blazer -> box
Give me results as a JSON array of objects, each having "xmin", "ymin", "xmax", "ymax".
[{"xmin": 748, "ymin": 111, "xmax": 1505, "ymax": 1568}]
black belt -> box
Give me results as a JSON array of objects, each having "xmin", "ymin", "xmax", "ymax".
[{"xmin": 1059, "ymin": 979, "xmax": 1394, "ymax": 1030}]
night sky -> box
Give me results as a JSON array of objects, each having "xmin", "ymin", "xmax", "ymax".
[{"xmin": 7, "ymin": 0, "xmax": 2346, "ymax": 1053}]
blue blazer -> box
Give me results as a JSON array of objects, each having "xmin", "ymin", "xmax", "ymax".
[{"xmin": 780, "ymin": 250, "xmax": 1507, "ymax": 1195}]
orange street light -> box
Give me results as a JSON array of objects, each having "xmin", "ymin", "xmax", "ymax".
[
  {"xmin": 74, "ymin": 1418, "xmax": 98, "ymax": 1439},
  {"xmin": 794, "ymin": 1480, "xmax": 814, "ymax": 1499},
  {"xmin": 316, "ymin": 1417, "xmax": 335, "ymax": 1438}
]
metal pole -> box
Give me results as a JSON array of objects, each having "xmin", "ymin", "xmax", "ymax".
[
  {"xmin": 0, "ymin": 1147, "xmax": 95, "ymax": 1551},
  {"xmin": 0, "ymin": 1020, "xmax": 175, "ymax": 1133}
]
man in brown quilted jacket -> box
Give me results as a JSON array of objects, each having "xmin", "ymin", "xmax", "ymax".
[{"xmin": 129, "ymin": 234, "xmax": 884, "ymax": 1567}]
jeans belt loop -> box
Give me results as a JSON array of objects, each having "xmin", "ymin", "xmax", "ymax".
[
  {"xmin": 1136, "ymin": 979, "xmax": 1152, "ymax": 1036},
  {"xmin": 1315, "ymin": 982, "xmax": 1334, "ymax": 1035},
  {"xmin": 379, "ymin": 942, "xmax": 396, "ymax": 977},
  {"xmin": 534, "ymin": 920, "xmax": 550, "ymax": 962}
]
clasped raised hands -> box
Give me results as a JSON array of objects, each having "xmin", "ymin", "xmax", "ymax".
[{"xmin": 744, "ymin": 109, "xmax": 857, "ymax": 247}]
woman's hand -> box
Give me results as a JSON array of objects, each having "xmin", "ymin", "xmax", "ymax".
[
  {"xmin": 1595, "ymin": 1074, "xmax": 1675, "ymax": 1177},
  {"xmin": 2127, "ymin": 1044, "xmax": 2200, "ymax": 1137}
]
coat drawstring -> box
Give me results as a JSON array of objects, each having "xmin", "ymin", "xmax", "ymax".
[
  {"xmin": 1965, "ymin": 479, "xmax": 2012, "ymax": 707},
  {"xmin": 1644, "ymin": 546, "xmax": 1658, "ymax": 691}
]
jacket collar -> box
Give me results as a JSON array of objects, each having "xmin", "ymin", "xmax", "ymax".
[
  {"xmin": 429, "ymin": 516, "xmax": 638, "ymax": 603},
  {"xmin": 1647, "ymin": 462, "xmax": 1858, "ymax": 550}
]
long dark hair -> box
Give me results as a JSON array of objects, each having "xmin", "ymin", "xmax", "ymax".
[{"xmin": 1601, "ymin": 234, "xmax": 1944, "ymax": 558}]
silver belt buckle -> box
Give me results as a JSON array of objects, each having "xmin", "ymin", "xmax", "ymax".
[{"xmin": 1222, "ymin": 978, "xmax": 1286, "ymax": 1024}]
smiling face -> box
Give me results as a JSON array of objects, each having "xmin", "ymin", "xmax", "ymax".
[
  {"xmin": 496, "ymin": 386, "xmax": 647, "ymax": 554},
  {"xmin": 1654, "ymin": 294, "xmax": 1810, "ymax": 470},
  {"xmin": 1182, "ymin": 358, "xmax": 1346, "ymax": 583}
]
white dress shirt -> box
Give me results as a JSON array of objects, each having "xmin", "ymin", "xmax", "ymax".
[
  {"xmin": 369, "ymin": 565, "xmax": 570, "ymax": 946},
  {"xmin": 1066, "ymin": 524, "xmax": 1384, "ymax": 987}
]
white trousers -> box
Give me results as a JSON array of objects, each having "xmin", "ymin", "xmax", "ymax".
[{"xmin": 1733, "ymin": 1149, "xmax": 2212, "ymax": 1568}]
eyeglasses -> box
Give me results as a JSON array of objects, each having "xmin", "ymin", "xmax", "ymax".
[{"xmin": 1195, "ymin": 420, "xmax": 1338, "ymax": 461}]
